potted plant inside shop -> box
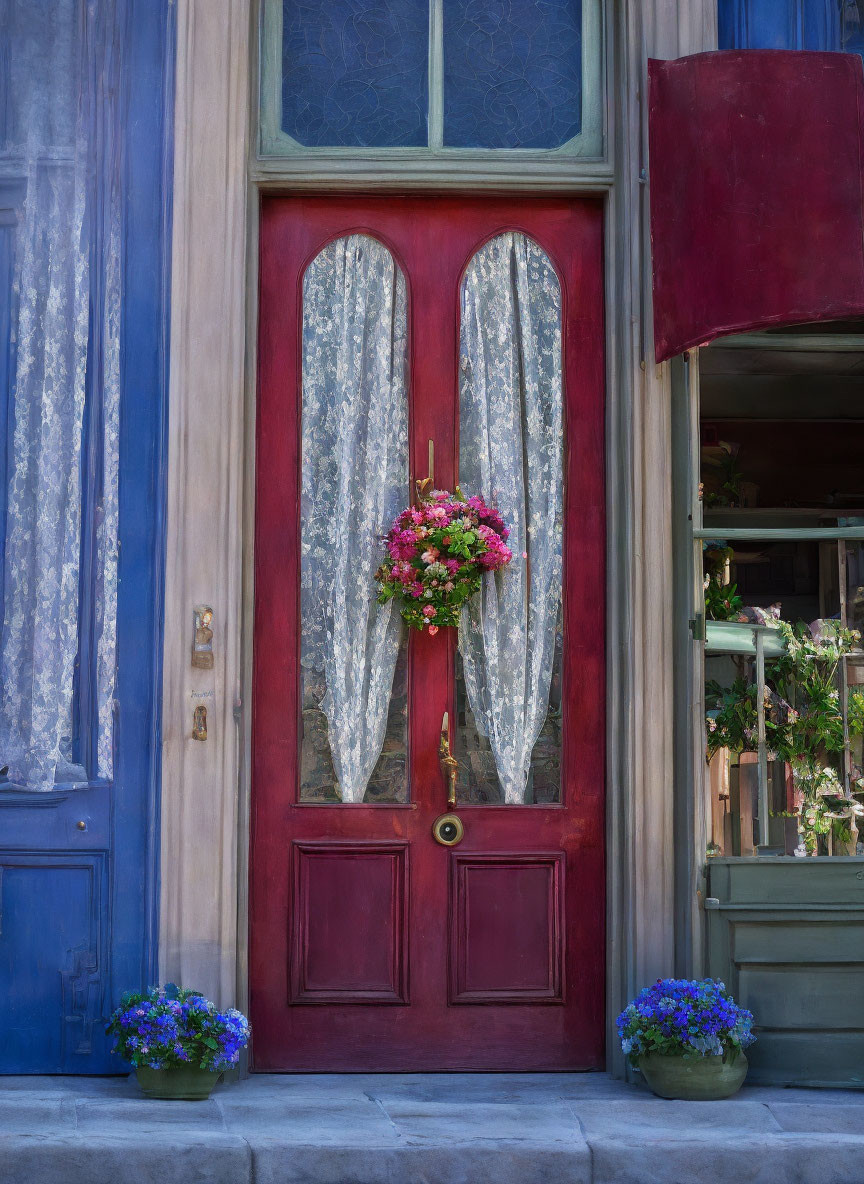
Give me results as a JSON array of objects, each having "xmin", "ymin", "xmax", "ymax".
[
  {"xmin": 706, "ymin": 619, "xmax": 864, "ymax": 855},
  {"xmin": 106, "ymin": 984, "xmax": 250, "ymax": 1099},
  {"xmin": 617, "ymin": 978, "xmax": 755, "ymax": 1100}
]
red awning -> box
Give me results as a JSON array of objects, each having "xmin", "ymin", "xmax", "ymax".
[{"xmin": 649, "ymin": 50, "xmax": 864, "ymax": 363}]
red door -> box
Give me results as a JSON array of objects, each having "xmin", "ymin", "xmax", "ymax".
[{"xmin": 251, "ymin": 195, "xmax": 605, "ymax": 1071}]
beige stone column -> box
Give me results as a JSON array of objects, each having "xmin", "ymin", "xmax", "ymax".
[
  {"xmin": 606, "ymin": 0, "xmax": 716, "ymax": 1074},
  {"xmin": 160, "ymin": 0, "xmax": 251, "ymax": 1005}
]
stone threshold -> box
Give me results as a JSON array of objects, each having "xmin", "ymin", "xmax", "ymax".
[{"xmin": 2, "ymin": 1071, "xmax": 864, "ymax": 1183}]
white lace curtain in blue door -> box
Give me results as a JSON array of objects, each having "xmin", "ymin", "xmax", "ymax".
[{"xmin": 0, "ymin": 0, "xmax": 120, "ymax": 789}]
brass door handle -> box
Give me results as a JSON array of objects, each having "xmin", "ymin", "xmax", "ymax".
[{"xmin": 439, "ymin": 711, "xmax": 458, "ymax": 808}]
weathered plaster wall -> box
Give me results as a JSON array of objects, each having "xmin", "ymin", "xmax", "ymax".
[
  {"xmin": 160, "ymin": 0, "xmax": 717, "ymax": 1068},
  {"xmin": 606, "ymin": 0, "xmax": 716, "ymax": 1075}
]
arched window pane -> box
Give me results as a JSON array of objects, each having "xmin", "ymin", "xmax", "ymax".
[
  {"xmin": 455, "ymin": 232, "xmax": 563, "ymax": 804},
  {"xmin": 299, "ymin": 235, "xmax": 409, "ymax": 803}
]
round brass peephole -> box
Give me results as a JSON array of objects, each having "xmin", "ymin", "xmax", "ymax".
[{"xmin": 432, "ymin": 813, "xmax": 464, "ymax": 847}]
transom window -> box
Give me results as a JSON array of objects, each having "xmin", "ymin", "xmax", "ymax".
[{"xmin": 260, "ymin": 0, "xmax": 604, "ymax": 157}]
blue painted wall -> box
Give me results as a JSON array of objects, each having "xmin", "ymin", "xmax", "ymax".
[
  {"xmin": 0, "ymin": 0, "xmax": 172, "ymax": 1073},
  {"xmin": 718, "ymin": 0, "xmax": 864, "ymax": 58}
]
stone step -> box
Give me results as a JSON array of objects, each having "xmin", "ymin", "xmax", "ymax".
[{"xmin": 2, "ymin": 1073, "xmax": 863, "ymax": 1184}]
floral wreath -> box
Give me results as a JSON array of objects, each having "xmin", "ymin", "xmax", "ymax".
[{"xmin": 375, "ymin": 481, "xmax": 513, "ymax": 635}]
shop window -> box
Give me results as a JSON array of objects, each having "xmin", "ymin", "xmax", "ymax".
[
  {"xmin": 718, "ymin": 0, "xmax": 864, "ymax": 58},
  {"xmin": 698, "ymin": 325, "xmax": 864, "ymax": 857},
  {"xmin": 260, "ymin": 0, "xmax": 603, "ymax": 156}
]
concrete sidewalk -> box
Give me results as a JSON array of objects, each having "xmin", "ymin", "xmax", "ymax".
[{"xmin": 2, "ymin": 1071, "xmax": 864, "ymax": 1183}]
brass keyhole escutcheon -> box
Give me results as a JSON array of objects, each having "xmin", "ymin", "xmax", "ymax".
[{"xmin": 432, "ymin": 813, "xmax": 464, "ymax": 847}]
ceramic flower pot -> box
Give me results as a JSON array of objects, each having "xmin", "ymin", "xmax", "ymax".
[
  {"xmin": 135, "ymin": 1064, "xmax": 221, "ymax": 1100},
  {"xmin": 638, "ymin": 1051, "xmax": 748, "ymax": 1100}
]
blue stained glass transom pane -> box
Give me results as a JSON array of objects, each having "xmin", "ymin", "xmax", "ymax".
[
  {"xmin": 442, "ymin": 0, "xmax": 582, "ymax": 149},
  {"xmin": 281, "ymin": 0, "xmax": 429, "ymax": 147}
]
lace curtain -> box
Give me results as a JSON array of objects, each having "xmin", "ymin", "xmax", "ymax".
[
  {"xmin": 458, "ymin": 232, "xmax": 563, "ymax": 804},
  {"xmin": 0, "ymin": 0, "xmax": 120, "ymax": 788},
  {"xmin": 300, "ymin": 235, "xmax": 409, "ymax": 803}
]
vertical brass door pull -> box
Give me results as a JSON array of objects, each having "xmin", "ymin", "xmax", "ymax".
[{"xmin": 439, "ymin": 710, "xmax": 458, "ymax": 808}]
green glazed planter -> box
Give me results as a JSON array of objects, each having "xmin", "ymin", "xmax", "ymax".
[
  {"xmin": 135, "ymin": 1064, "xmax": 221, "ymax": 1100},
  {"xmin": 638, "ymin": 1051, "xmax": 748, "ymax": 1100}
]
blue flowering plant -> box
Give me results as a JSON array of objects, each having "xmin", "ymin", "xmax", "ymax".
[
  {"xmin": 617, "ymin": 978, "xmax": 755, "ymax": 1065},
  {"xmin": 106, "ymin": 984, "xmax": 250, "ymax": 1072}
]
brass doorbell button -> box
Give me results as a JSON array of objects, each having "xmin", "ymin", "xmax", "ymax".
[{"xmin": 432, "ymin": 813, "xmax": 464, "ymax": 847}]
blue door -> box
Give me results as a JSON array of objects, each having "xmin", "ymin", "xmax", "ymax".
[{"xmin": 0, "ymin": 0, "xmax": 172, "ymax": 1073}]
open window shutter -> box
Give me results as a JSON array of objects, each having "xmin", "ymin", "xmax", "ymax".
[{"xmin": 649, "ymin": 50, "xmax": 864, "ymax": 363}]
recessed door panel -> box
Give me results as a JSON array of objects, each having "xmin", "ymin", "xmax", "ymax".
[
  {"xmin": 290, "ymin": 842, "xmax": 408, "ymax": 1003},
  {"xmin": 449, "ymin": 852, "xmax": 564, "ymax": 1004},
  {"xmin": 0, "ymin": 854, "xmax": 106, "ymax": 1073}
]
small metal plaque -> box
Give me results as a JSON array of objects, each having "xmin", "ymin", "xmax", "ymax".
[{"xmin": 192, "ymin": 704, "xmax": 208, "ymax": 741}]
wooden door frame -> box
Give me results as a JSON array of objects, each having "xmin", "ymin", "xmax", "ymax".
[
  {"xmin": 161, "ymin": 0, "xmax": 719, "ymax": 1080},
  {"xmin": 250, "ymin": 196, "xmax": 605, "ymax": 1071}
]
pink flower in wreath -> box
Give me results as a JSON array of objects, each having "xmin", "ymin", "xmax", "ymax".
[
  {"xmin": 389, "ymin": 529, "xmax": 418, "ymax": 561},
  {"xmin": 478, "ymin": 539, "xmax": 512, "ymax": 570},
  {"xmin": 421, "ymin": 547, "xmax": 439, "ymax": 564},
  {"xmin": 411, "ymin": 583, "xmax": 425, "ymax": 598},
  {"xmin": 422, "ymin": 605, "xmax": 436, "ymax": 618}
]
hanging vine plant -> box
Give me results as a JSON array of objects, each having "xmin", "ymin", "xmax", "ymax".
[
  {"xmin": 706, "ymin": 620, "xmax": 864, "ymax": 854},
  {"xmin": 374, "ymin": 485, "xmax": 514, "ymax": 634}
]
